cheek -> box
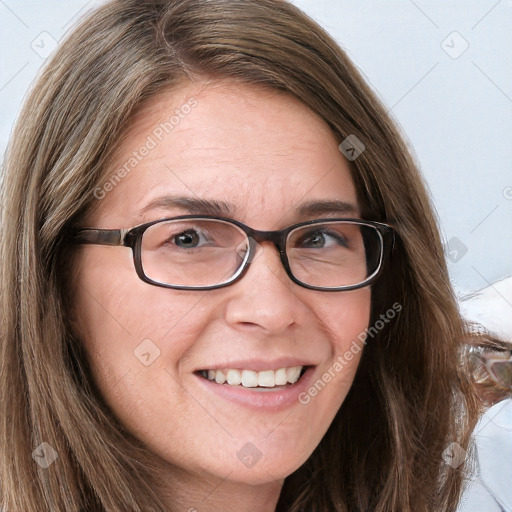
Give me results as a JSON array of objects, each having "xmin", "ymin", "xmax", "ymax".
[
  {"xmin": 318, "ymin": 287, "xmax": 372, "ymax": 355},
  {"xmin": 300, "ymin": 287, "xmax": 371, "ymax": 421},
  {"xmin": 71, "ymin": 249, "xmax": 210, "ymax": 408}
]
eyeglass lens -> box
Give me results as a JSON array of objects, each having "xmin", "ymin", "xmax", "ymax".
[
  {"xmin": 140, "ymin": 218, "xmax": 382, "ymax": 289},
  {"xmin": 489, "ymin": 360, "xmax": 512, "ymax": 390}
]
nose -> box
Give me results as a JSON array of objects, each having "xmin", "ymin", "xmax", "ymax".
[{"xmin": 223, "ymin": 241, "xmax": 307, "ymax": 334}]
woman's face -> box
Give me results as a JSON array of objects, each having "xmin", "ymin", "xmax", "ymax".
[{"xmin": 73, "ymin": 80, "xmax": 371, "ymax": 487}]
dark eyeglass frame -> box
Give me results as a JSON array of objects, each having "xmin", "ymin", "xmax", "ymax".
[{"xmin": 71, "ymin": 215, "xmax": 395, "ymax": 292}]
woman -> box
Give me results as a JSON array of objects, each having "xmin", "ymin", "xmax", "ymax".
[{"xmin": 0, "ymin": 0, "xmax": 488, "ymax": 510}]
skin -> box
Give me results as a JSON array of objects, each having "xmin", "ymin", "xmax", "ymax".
[{"xmin": 72, "ymin": 79, "xmax": 371, "ymax": 512}]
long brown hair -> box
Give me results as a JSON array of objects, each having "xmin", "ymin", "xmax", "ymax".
[{"xmin": 1, "ymin": 1, "xmax": 484, "ymax": 510}]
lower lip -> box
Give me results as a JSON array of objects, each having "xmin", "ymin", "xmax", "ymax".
[{"xmin": 193, "ymin": 367, "xmax": 316, "ymax": 412}]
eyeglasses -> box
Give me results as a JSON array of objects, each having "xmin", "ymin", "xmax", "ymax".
[
  {"xmin": 470, "ymin": 346, "xmax": 512, "ymax": 391},
  {"xmin": 71, "ymin": 215, "xmax": 394, "ymax": 291}
]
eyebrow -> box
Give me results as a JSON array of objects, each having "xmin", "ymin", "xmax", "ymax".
[
  {"xmin": 296, "ymin": 199, "xmax": 359, "ymax": 218},
  {"xmin": 136, "ymin": 196, "xmax": 359, "ymax": 220},
  {"xmin": 137, "ymin": 196, "xmax": 236, "ymax": 218}
]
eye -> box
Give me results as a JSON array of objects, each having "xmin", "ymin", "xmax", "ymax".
[
  {"xmin": 295, "ymin": 229, "xmax": 348, "ymax": 249},
  {"xmin": 172, "ymin": 229, "xmax": 211, "ymax": 248}
]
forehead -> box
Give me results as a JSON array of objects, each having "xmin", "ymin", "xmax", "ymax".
[{"xmin": 91, "ymin": 79, "xmax": 359, "ymax": 228}]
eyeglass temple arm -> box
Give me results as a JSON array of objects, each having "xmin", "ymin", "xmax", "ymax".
[{"xmin": 72, "ymin": 228, "xmax": 130, "ymax": 246}]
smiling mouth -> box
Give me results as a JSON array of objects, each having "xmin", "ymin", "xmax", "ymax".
[{"xmin": 196, "ymin": 366, "xmax": 309, "ymax": 390}]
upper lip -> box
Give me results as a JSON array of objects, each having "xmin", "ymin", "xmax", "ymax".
[{"xmin": 195, "ymin": 357, "xmax": 316, "ymax": 372}]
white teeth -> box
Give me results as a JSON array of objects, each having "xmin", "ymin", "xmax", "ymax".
[
  {"xmin": 274, "ymin": 367, "xmax": 288, "ymax": 386},
  {"xmin": 258, "ymin": 370, "xmax": 275, "ymax": 387},
  {"xmin": 286, "ymin": 366, "xmax": 301, "ymax": 384},
  {"xmin": 226, "ymin": 369, "xmax": 242, "ymax": 386},
  {"xmin": 202, "ymin": 366, "xmax": 304, "ymax": 388},
  {"xmin": 241, "ymin": 370, "xmax": 258, "ymax": 388},
  {"xmin": 214, "ymin": 369, "xmax": 226, "ymax": 384}
]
